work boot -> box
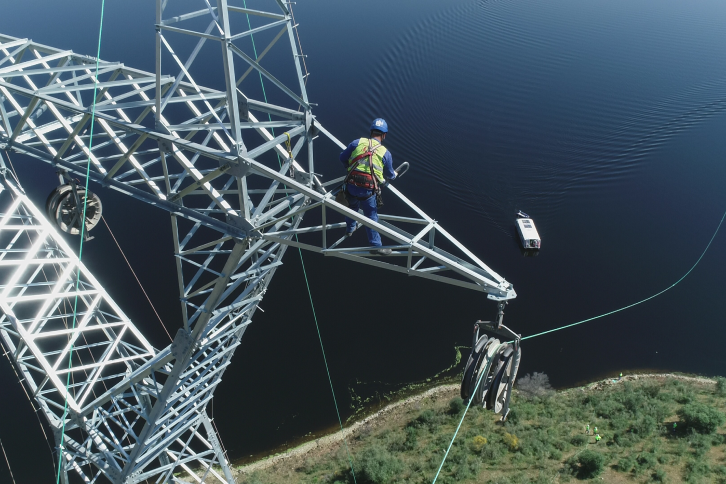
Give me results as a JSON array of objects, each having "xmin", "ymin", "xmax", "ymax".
[
  {"xmin": 345, "ymin": 223, "xmax": 356, "ymax": 237},
  {"xmin": 369, "ymin": 248, "xmax": 392, "ymax": 256}
]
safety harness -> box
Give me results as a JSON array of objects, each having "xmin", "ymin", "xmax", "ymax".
[{"xmin": 344, "ymin": 139, "xmax": 384, "ymax": 202}]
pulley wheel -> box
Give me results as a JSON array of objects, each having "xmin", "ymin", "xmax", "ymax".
[
  {"xmin": 487, "ymin": 345, "xmax": 522, "ymax": 414},
  {"xmin": 46, "ymin": 185, "xmax": 102, "ymax": 235},
  {"xmin": 461, "ymin": 334, "xmax": 488, "ymax": 401},
  {"xmin": 470, "ymin": 338, "xmax": 500, "ymax": 405},
  {"xmin": 475, "ymin": 340, "xmax": 505, "ymax": 406}
]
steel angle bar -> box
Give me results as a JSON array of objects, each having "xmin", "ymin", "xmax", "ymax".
[
  {"xmin": 0, "ymin": 62, "xmax": 124, "ymax": 79},
  {"xmin": 160, "ymin": 7, "xmax": 219, "ymax": 26},
  {"xmin": 255, "ymin": 198, "xmax": 317, "ymax": 230},
  {"xmin": 229, "ymin": 18, "xmax": 289, "ymax": 42},
  {"xmin": 261, "ymin": 234, "xmax": 321, "ymax": 253},
  {"xmin": 246, "ymin": 123, "xmax": 305, "ymax": 158},
  {"xmin": 286, "ymin": 20, "xmax": 309, "ymax": 105},
  {"xmin": 227, "ymin": 6, "xmax": 287, "ymax": 20},
  {"xmin": 156, "ymin": 24, "xmax": 221, "ymax": 42},
  {"xmin": 229, "ymin": 43, "xmax": 308, "ymax": 109},
  {"xmin": 246, "ymin": 97, "xmax": 304, "ymax": 120},
  {"xmin": 0, "ymin": 50, "xmax": 72, "ymax": 74},
  {"xmin": 0, "ymin": 38, "xmax": 30, "ymax": 56},
  {"xmin": 434, "ymin": 223, "xmax": 506, "ymax": 282},
  {"xmin": 266, "ymin": 222, "xmax": 346, "ymax": 236},
  {"xmin": 378, "ymin": 214, "xmax": 429, "ymax": 225},
  {"xmin": 236, "ymin": 26, "xmax": 288, "ymax": 86},
  {"xmin": 159, "ymin": 19, "xmax": 218, "ymax": 114},
  {"xmin": 0, "ymin": 43, "xmax": 31, "ymax": 71},
  {"xmin": 314, "ymin": 120, "xmax": 346, "ymax": 149},
  {"xmin": 273, "ymin": 0, "xmax": 291, "ymax": 15}
]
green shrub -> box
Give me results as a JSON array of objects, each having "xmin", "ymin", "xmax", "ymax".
[
  {"xmin": 240, "ymin": 472, "xmax": 266, "ymax": 484},
  {"xmin": 716, "ymin": 377, "xmax": 726, "ymax": 396},
  {"xmin": 481, "ymin": 442, "xmax": 505, "ymax": 462},
  {"xmin": 355, "ymin": 445, "xmax": 404, "ymax": 484},
  {"xmin": 448, "ymin": 397, "xmax": 466, "ymax": 416},
  {"xmin": 684, "ymin": 458, "xmax": 710, "ymax": 483},
  {"xmin": 566, "ymin": 450, "xmax": 606, "ymax": 479},
  {"xmin": 570, "ymin": 434, "xmax": 588, "ymax": 447},
  {"xmin": 644, "ymin": 384, "xmax": 661, "ymax": 398},
  {"xmin": 651, "ymin": 468, "xmax": 667, "ymax": 482},
  {"xmin": 390, "ymin": 426, "xmax": 418, "ymax": 452},
  {"xmin": 678, "ymin": 403, "xmax": 726, "ymax": 434},
  {"xmin": 616, "ymin": 455, "xmax": 636, "ymax": 472},
  {"xmin": 408, "ymin": 409, "xmax": 440, "ymax": 432},
  {"xmin": 677, "ymin": 391, "xmax": 696, "ymax": 405},
  {"xmin": 689, "ymin": 433, "xmax": 712, "ymax": 458},
  {"xmin": 595, "ymin": 400, "xmax": 621, "ymax": 418},
  {"xmin": 635, "ymin": 453, "xmax": 657, "ymax": 474},
  {"xmin": 450, "ymin": 455, "xmax": 481, "ymax": 481}
]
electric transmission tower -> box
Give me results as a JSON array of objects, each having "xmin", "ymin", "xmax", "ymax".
[{"xmin": 0, "ymin": 1, "xmax": 516, "ymax": 482}]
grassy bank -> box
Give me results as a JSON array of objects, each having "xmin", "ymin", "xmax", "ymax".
[{"xmin": 230, "ymin": 374, "xmax": 726, "ymax": 483}]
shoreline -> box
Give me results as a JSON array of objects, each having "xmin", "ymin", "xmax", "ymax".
[
  {"xmin": 234, "ymin": 383, "xmax": 460, "ymax": 475},
  {"xmin": 233, "ymin": 372, "xmax": 716, "ymax": 477}
]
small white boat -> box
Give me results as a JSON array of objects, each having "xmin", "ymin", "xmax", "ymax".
[{"xmin": 516, "ymin": 212, "xmax": 540, "ymax": 249}]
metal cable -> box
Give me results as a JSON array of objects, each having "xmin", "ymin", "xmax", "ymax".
[
  {"xmin": 100, "ymin": 215, "xmax": 173, "ymax": 341},
  {"xmin": 0, "ymin": 340, "xmax": 56, "ymax": 472},
  {"xmin": 431, "ymin": 204, "xmax": 726, "ymax": 483},
  {"xmin": 241, "ymin": 5, "xmax": 358, "ymax": 481},
  {"xmin": 56, "ymin": 2, "xmax": 105, "ymax": 482},
  {"xmin": 0, "ymin": 438, "xmax": 17, "ymax": 484}
]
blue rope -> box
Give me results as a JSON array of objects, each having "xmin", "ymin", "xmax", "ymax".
[
  {"xmin": 55, "ymin": 2, "xmax": 105, "ymax": 482},
  {"xmin": 241, "ymin": 5, "xmax": 357, "ymax": 481},
  {"xmin": 432, "ymin": 205, "xmax": 726, "ymax": 483}
]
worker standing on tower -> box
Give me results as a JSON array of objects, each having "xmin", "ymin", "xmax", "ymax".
[{"xmin": 339, "ymin": 118, "xmax": 398, "ymax": 255}]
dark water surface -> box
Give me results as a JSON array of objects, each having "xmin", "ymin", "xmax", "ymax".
[{"xmin": 2, "ymin": 0, "xmax": 726, "ymax": 481}]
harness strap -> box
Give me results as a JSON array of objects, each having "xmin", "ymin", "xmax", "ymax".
[
  {"xmin": 344, "ymin": 139, "xmax": 384, "ymax": 195},
  {"xmin": 347, "ymin": 140, "xmax": 384, "ymax": 175}
]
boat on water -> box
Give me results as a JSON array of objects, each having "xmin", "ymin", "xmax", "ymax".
[{"xmin": 516, "ymin": 211, "xmax": 541, "ymax": 250}]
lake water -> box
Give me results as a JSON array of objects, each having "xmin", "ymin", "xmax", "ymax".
[{"xmin": 1, "ymin": 0, "xmax": 726, "ymax": 481}]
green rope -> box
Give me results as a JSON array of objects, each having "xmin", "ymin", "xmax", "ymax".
[
  {"xmin": 56, "ymin": 2, "xmax": 105, "ymax": 482},
  {"xmin": 432, "ymin": 205, "xmax": 726, "ymax": 483},
  {"xmin": 241, "ymin": 5, "xmax": 357, "ymax": 482}
]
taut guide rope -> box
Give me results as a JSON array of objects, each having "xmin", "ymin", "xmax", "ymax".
[
  {"xmin": 56, "ymin": 1, "xmax": 106, "ymax": 482},
  {"xmin": 241, "ymin": 3, "xmax": 358, "ymax": 481}
]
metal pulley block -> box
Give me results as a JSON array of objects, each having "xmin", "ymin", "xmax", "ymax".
[
  {"xmin": 460, "ymin": 320, "xmax": 522, "ymax": 419},
  {"xmin": 45, "ymin": 184, "xmax": 102, "ymax": 236}
]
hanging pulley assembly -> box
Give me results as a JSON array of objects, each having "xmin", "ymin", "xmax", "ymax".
[
  {"xmin": 45, "ymin": 173, "xmax": 102, "ymax": 239},
  {"xmin": 460, "ymin": 302, "xmax": 521, "ymax": 421}
]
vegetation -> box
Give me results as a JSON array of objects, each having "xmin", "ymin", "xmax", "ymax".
[{"xmin": 236, "ymin": 375, "xmax": 726, "ymax": 483}]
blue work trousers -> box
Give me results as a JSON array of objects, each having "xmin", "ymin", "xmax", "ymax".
[{"xmin": 345, "ymin": 187, "xmax": 382, "ymax": 247}]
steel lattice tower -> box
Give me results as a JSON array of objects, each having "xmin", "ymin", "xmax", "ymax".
[{"xmin": 0, "ymin": 1, "xmax": 516, "ymax": 482}]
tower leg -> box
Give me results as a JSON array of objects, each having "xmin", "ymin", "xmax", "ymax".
[
  {"xmin": 54, "ymin": 430, "xmax": 70, "ymax": 484},
  {"xmin": 201, "ymin": 413, "xmax": 236, "ymax": 484}
]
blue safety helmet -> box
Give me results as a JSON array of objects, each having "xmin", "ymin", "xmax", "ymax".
[{"xmin": 370, "ymin": 118, "xmax": 388, "ymax": 134}]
